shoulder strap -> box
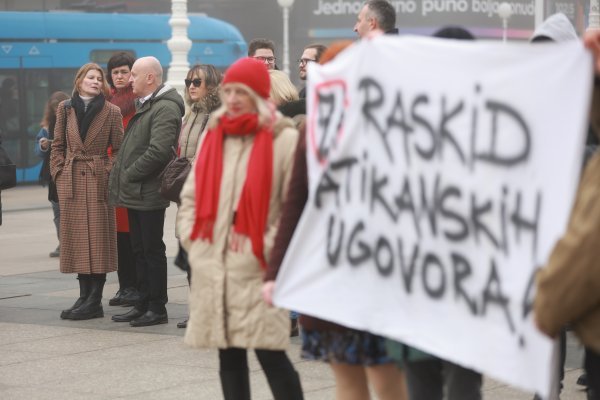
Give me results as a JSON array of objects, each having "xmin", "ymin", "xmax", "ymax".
[{"xmin": 63, "ymin": 100, "xmax": 71, "ymax": 146}]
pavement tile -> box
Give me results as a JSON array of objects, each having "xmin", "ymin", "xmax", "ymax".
[
  {"xmin": 122, "ymin": 378, "xmax": 223, "ymax": 400},
  {"xmin": 0, "ymin": 349, "xmax": 57, "ymax": 366},
  {"xmin": 0, "ymin": 329, "xmax": 167, "ymax": 355},
  {"xmin": 0, "ymin": 386, "xmax": 108, "ymax": 400},
  {"xmin": 0, "ymin": 322, "xmax": 88, "ymax": 345}
]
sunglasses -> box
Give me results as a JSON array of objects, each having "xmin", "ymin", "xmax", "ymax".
[{"xmin": 185, "ymin": 78, "xmax": 202, "ymax": 88}]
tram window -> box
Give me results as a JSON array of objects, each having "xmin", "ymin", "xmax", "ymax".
[
  {"xmin": 90, "ymin": 50, "xmax": 136, "ymax": 65},
  {"xmin": 0, "ymin": 74, "xmax": 21, "ymax": 164}
]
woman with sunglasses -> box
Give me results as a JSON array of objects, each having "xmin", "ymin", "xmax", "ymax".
[
  {"xmin": 177, "ymin": 57, "xmax": 303, "ymax": 399},
  {"xmin": 175, "ymin": 64, "xmax": 222, "ymax": 329}
]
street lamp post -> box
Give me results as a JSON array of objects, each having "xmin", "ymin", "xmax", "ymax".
[
  {"xmin": 498, "ymin": 2, "xmax": 513, "ymax": 43},
  {"xmin": 534, "ymin": 0, "xmax": 544, "ymax": 28},
  {"xmin": 277, "ymin": 0, "xmax": 295, "ymax": 75},
  {"xmin": 590, "ymin": 0, "xmax": 600, "ymax": 30},
  {"xmin": 167, "ymin": 0, "xmax": 192, "ymax": 96}
]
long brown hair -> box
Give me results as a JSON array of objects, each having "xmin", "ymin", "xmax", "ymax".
[
  {"xmin": 40, "ymin": 91, "xmax": 70, "ymax": 132},
  {"xmin": 184, "ymin": 64, "xmax": 222, "ymax": 106},
  {"xmin": 73, "ymin": 63, "xmax": 109, "ymax": 97}
]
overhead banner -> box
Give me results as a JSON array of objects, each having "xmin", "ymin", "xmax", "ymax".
[{"xmin": 274, "ymin": 36, "xmax": 592, "ymax": 397}]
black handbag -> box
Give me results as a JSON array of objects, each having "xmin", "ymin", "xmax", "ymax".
[
  {"xmin": 0, "ymin": 141, "xmax": 16, "ymax": 190},
  {"xmin": 159, "ymin": 146, "xmax": 191, "ymax": 203}
]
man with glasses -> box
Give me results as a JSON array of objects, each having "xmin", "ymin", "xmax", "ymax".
[
  {"xmin": 248, "ymin": 38, "xmax": 278, "ymax": 70},
  {"xmin": 297, "ymin": 44, "xmax": 327, "ymax": 99}
]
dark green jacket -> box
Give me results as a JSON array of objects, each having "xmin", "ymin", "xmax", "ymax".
[{"xmin": 109, "ymin": 85, "xmax": 184, "ymax": 210}]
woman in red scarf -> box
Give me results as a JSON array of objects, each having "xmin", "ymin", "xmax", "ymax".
[
  {"xmin": 177, "ymin": 58, "xmax": 303, "ymax": 399},
  {"xmin": 105, "ymin": 52, "xmax": 140, "ymax": 308}
]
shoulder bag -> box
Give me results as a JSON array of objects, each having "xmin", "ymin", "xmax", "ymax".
[{"xmin": 159, "ymin": 146, "xmax": 191, "ymax": 203}]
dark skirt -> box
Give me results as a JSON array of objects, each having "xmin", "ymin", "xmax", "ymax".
[{"xmin": 301, "ymin": 329, "xmax": 393, "ymax": 366}]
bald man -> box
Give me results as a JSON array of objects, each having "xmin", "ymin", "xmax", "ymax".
[{"xmin": 109, "ymin": 56, "xmax": 185, "ymax": 327}]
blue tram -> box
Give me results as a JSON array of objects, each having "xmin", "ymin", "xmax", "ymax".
[{"xmin": 0, "ymin": 11, "xmax": 246, "ymax": 183}]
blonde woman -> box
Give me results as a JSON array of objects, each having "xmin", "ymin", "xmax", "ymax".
[
  {"xmin": 177, "ymin": 58, "xmax": 303, "ymax": 399},
  {"xmin": 268, "ymin": 69, "xmax": 299, "ymax": 106},
  {"xmin": 50, "ymin": 63, "xmax": 124, "ymax": 320}
]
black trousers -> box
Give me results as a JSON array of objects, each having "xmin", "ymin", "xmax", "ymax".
[
  {"xmin": 586, "ymin": 347, "xmax": 600, "ymax": 400},
  {"xmin": 405, "ymin": 358, "xmax": 482, "ymax": 400},
  {"xmin": 219, "ymin": 347, "xmax": 295, "ymax": 373},
  {"xmin": 128, "ymin": 208, "xmax": 168, "ymax": 314},
  {"xmin": 219, "ymin": 347, "xmax": 303, "ymax": 399},
  {"xmin": 116, "ymin": 231, "xmax": 136, "ymax": 290}
]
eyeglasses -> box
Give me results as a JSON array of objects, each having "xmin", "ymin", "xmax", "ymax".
[
  {"xmin": 253, "ymin": 56, "xmax": 276, "ymax": 64},
  {"xmin": 185, "ymin": 78, "xmax": 202, "ymax": 88},
  {"xmin": 298, "ymin": 58, "xmax": 316, "ymax": 66}
]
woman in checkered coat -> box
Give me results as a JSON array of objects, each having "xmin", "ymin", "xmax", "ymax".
[{"xmin": 50, "ymin": 63, "xmax": 124, "ymax": 321}]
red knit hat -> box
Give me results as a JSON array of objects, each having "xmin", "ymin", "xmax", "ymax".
[{"xmin": 222, "ymin": 57, "xmax": 271, "ymax": 99}]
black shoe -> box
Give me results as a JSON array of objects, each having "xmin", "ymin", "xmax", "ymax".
[
  {"xmin": 112, "ymin": 307, "xmax": 145, "ymax": 322},
  {"xmin": 119, "ymin": 288, "xmax": 141, "ymax": 307},
  {"xmin": 130, "ymin": 311, "xmax": 168, "ymax": 327},
  {"xmin": 49, "ymin": 246, "xmax": 60, "ymax": 258},
  {"xmin": 108, "ymin": 289, "xmax": 124, "ymax": 306},
  {"xmin": 578, "ymin": 373, "xmax": 588, "ymax": 387},
  {"xmin": 108, "ymin": 287, "xmax": 139, "ymax": 307},
  {"xmin": 177, "ymin": 318, "xmax": 188, "ymax": 329}
]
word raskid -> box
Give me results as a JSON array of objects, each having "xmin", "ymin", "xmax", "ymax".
[{"xmin": 358, "ymin": 77, "xmax": 531, "ymax": 170}]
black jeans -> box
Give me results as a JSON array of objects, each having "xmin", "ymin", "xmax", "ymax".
[
  {"xmin": 586, "ymin": 347, "xmax": 600, "ymax": 400},
  {"xmin": 405, "ymin": 358, "xmax": 482, "ymax": 400},
  {"xmin": 128, "ymin": 208, "xmax": 168, "ymax": 314}
]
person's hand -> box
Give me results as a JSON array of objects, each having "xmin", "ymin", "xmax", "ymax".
[
  {"xmin": 39, "ymin": 137, "xmax": 50, "ymax": 151},
  {"xmin": 584, "ymin": 29, "xmax": 600, "ymax": 75},
  {"xmin": 262, "ymin": 280, "xmax": 276, "ymax": 306}
]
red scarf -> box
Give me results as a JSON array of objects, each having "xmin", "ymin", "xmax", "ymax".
[
  {"xmin": 108, "ymin": 85, "xmax": 136, "ymax": 124},
  {"xmin": 190, "ymin": 113, "xmax": 273, "ymax": 269}
]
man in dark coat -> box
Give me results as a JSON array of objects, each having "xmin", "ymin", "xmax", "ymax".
[{"xmin": 109, "ymin": 56, "xmax": 184, "ymax": 327}]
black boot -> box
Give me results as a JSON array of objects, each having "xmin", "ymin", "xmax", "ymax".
[
  {"xmin": 60, "ymin": 276, "xmax": 91, "ymax": 320},
  {"xmin": 219, "ymin": 370, "xmax": 251, "ymax": 400},
  {"xmin": 264, "ymin": 369, "xmax": 304, "ymax": 400},
  {"xmin": 69, "ymin": 277, "xmax": 105, "ymax": 320}
]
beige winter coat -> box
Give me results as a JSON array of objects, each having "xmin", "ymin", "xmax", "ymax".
[{"xmin": 178, "ymin": 113, "xmax": 298, "ymax": 350}]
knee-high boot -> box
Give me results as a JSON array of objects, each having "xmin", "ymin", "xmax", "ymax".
[
  {"xmin": 219, "ymin": 370, "xmax": 251, "ymax": 400},
  {"xmin": 60, "ymin": 275, "xmax": 91, "ymax": 320},
  {"xmin": 69, "ymin": 276, "xmax": 105, "ymax": 320}
]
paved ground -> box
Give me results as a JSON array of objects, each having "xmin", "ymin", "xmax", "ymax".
[{"xmin": 0, "ymin": 185, "xmax": 590, "ymax": 399}]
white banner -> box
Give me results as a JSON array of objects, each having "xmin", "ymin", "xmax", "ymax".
[{"xmin": 274, "ymin": 36, "xmax": 593, "ymax": 397}]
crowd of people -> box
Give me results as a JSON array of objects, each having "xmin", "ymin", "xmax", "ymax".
[{"xmin": 27, "ymin": 0, "xmax": 600, "ymax": 399}]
